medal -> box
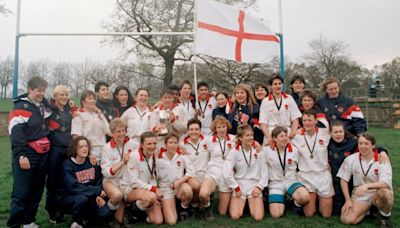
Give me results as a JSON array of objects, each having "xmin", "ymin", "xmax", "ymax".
[
  {"xmin": 195, "ymin": 151, "xmax": 199, "ymax": 156},
  {"xmin": 310, "ymin": 154, "xmax": 314, "ymax": 159},
  {"xmin": 334, "ymin": 153, "xmax": 339, "ymax": 159},
  {"xmin": 151, "ymin": 175, "xmax": 155, "ymax": 180},
  {"xmin": 188, "ymin": 140, "xmax": 201, "ymax": 156},
  {"xmin": 363, "ymin": 176, "xmax": 367, "ymax": 182},
  {"xmin": 198, "ymin": 99, "xmax": 209, "ymax": 120},
  {"xmin": 222, "ymin": 155, "xmax": 226, "ymax": 160},
  {"xmin": 108, "ymin": 115, "xmax": 112, "ymax": 120},
  {"xmin": 359, "ymin": 153, "xmax": 374, "ymax": 184},
  {"xmin": 241, "ymin": 146, "xmax": 252, "ymax": 168},
  {"xmin": 283, "ymin": 173, "xmax": 286, "ymax": 177},
  {"xmin": 61, "ymin": 127, "xmax": 66, "ymax": 132},
  {"xmin": 202, "ymin": 114, "xmax": 205, "ymax": 118},
  {"xmin": 304, "ymin": 132, "xmax": 318, "ymax": 161}
]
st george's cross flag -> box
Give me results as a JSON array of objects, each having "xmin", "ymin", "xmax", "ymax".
[{"xmin": 196, "ymin": 0, "xmax": 280, "ymax": 63}]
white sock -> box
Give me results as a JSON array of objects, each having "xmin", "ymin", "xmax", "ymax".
[
  {"xmin": 136, "ymin": 200, "xmax": 147, "ymax": 211},
  {"xmin": 379, "ymin": 210, "xmax": 391, "ymax": 217},
  {"xmin": 181, "ymin": 203, "xmax": 189, "ymax": 209},
  {"xmin": 203, "ymin": 201, "xmax": 211, "ymax": 208},
  {"xmin": 294, "ymin": 201, "xmax": 302, "ymax": 207},
  {"xmin": 107, "ymin": 201, "xmax": 119, "ymax": 210}
]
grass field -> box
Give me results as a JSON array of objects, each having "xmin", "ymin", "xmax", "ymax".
[{"xmin": 0, "ymin": 128, "xmax": 399, "ymax": 227}]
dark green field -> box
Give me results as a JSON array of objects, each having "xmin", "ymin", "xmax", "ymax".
[{"xmin": 0, "ymin": 128, "xmax": 399, "ymax": 227}]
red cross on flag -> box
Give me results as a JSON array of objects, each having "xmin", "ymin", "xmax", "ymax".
[{"xmin": 196, "ymin": 0, "xmax": 280, "ymax": 63}]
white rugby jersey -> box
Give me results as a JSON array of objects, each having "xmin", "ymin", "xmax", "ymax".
[
  {"xmin": 223, "ymin": 144, "xmax": 268, "ymax": 190},
  {"xmin": 121, "ymin": 148, "xmax": 157, "ymax": 191},
  {"xmin": 180, "ymin": 135, "xmax": 210, "ymax": 177},
  {"xmin": 263, "ymin": 143, "xmax": 300, "ymax": 181},
  {"xmin": 121, "ymin": 105, "xmax": 151, "ymax": 139},
  {"xmin": 337, "ymin": 151, "xmax": 392, "ymax": 189},
  {"xmin": 291, "ymin": 127, "xmax": 331, "ymax": 173},
  {"xmin": 71, "ymin": 109, "xmax": 109, "ymax": 147},
  {"xmin": 207, "ymin": 134, "xmax": 236, "ymax": 168},
  {"xmin": 176, "ymin": 98, "xmax": 195, "ymax": 121},
  {"xmin": 100, "ymin": 137, "xmax": 138, "ymax": 179},
  {"xmin": 259, "ymin": 93, "xmax": 302, "ymax": 130},
  {"xmin": 149, "ymin": 104, "xmax": 187, "ymax": 136},
  {"xmin": 198, "ymin": 96, "xmax": 217, "ymax": 135},
  {"xmin": 156, "ymin": 148, "xmax": 196, "ymax": 189}
]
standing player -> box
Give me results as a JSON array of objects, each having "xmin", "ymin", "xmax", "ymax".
[
  {"xmin": 196, "ymin": 82, "xmax": 217, "ymax": 135},
  {"xmin": 292, "ymin": 110, "xmax": 334, "ymax": 217},
  {"xmin": 337, "ymin": 133, "xmax": 393, "ymax": 227},
  {"xmin": 260, "ymin": 74, "xmax": 302, "ymax": 145},
  {"xmin": 264, "ymin": 126, "xmax": 310, "ymax": 219},
  {"xmin": 223, "ymin": 126, "xmax": 268, "ymax": 221},
  {"xmin": 177, "ymin": 80, "xmax": 196, "ymax": 121},
  {"xmin": 8, "ymin": 77, "xmax": 52, "ymax": 228},
  {"xmin": 95, "ymin": 81, "xmax": 116, "ymax": 123},
  {"xmin": 121, "ymin": 132, "xmax": 163, "ymax": 225}
]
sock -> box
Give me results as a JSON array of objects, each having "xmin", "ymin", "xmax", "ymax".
[
  {"xmin": 203, "ymin": 201, "xmax": 211, "ymax": 208},
  {"xmin": 294, "ymin": 201, "xmax": 302, "ymax": 207},
  {"xmin": 379, "ymin": 210, "xmax": 391, "ymax": 217},
  {"xmin": 181, "ymin": 203, "xmax": 189, "ymax": 209},
  {"xmin": 136, "ymin": 200, "xmax": 147, "ymax": 211},
  {"xmin": 107, "ymin": 201, "xmax": 119, "ymax": 210}
]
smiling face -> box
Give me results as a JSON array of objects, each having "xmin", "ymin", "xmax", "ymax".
[
  {"xmin": 136, "ymin": 89, "xmax": 149, "ymax": 105},
  {"xmin": 82, "ymin": 95, "xmax": 97, "ymax": 110},
  {"xmin": 240, "ymin": 129, "xmax": 254, "ymax": 147},
  {"xmin": 54, "ymin": 90, "xmax": 69, "ymax": 107},
  {"xmin": 116, "ymin": 89, "xmax": 129, "ymax": 106},
  {"xmin": 198, "ymin": 86, "xmax": 209, "ymax": 100},
  {"xmin": 254, "ymin": 87, "xmax": 267, "ymax": 100},
  {"xmin": 273, "ymin": 131, "xmax": 289, "ymax": 149},
  {"xmin": 76, "ymin": 139, "xmax": 90, "ymax": 159},
  {"xmin": 141, "ymin": 136, "xmax": 157, "ymax": 155},
  {"xmin": 235, "ymin": 88, "xmax": 248, "ymax": 105},
  {"xmin": 358, "ymin": 135, "xmax": 374, "ymax": 157},
  {"xmin": 180, "ymin": 83, "xmax": 192, "ymax": 99},
  {"xmin": 112, "ymin": 126, "xmax": 127, "ymax": 144},
  {"xmin": 216, "ymin": 94, "xmax": 228, "ymax": 108},
  {"xmin": 97, "ymin": 85, "xmax": 110, "ymax": 101},
  {"xmin": 166, "ymin": 136, "xmax": 179, "ymax": 153},
  {"xmin": 216, "ymin": 123, "xmax": 228, "ymax": 136},
  {"xmin": 28, "ymin": 87, "xmax": 46, "ymax": 103},
  {"xmin": 301, "ymin": 95, "xmax": 315, "ymax": 110},
  {"xmin": 292, "ymin": 80, "xmax": 305, "ymax": 93},
  {"xmin": 326, "ymin": 82, "xmax": 340, "ymax": 98},
  {"xmin": 161, "ymin": 93, "xmax": 174, "ymax": 108},
  {"xmin": 331, "ymin": 125, "xmax": 345, "ymax": 143},
  {"xmin": 302, "ymin": 114, "xmax": 317, "ymax": 132},
  {"xmin": 271, "ymin": 79, "xmax": 283, "ymax": 95},
  {"xmin": 188, "ymin": 123, "xmax": 201, "ymax": 139}
]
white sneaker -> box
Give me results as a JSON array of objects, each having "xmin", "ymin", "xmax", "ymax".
[
  {"xmin": 70, "ymin": 222, "xmax": 83, "ymax": 228},
  {"xmin": 22, "ymin": 223, "xmax": 39, "ymax": 228}
]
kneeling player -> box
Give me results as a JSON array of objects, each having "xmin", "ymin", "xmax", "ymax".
[
  {"xmin": 264, "ymin": 126, "xmax": 309, "ymax": 219},
  {"xmin": 337, "ymin": 133, "xmax": 393, "ymax": 227},
  {"xmin": 157, "ymin": 134, "xmax": 195, "ymax": 224},
  {"xmin": 223, "ymin": 126, "xmax": 268, "ymax": 221},
  {"xmin": 121, "ymin": 132, "xmax": 163, "ymax": 225}
]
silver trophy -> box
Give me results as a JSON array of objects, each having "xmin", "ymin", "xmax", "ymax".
[{"xmin": 158, "ymin": 109, "xmax": 169, "ymax": 136}]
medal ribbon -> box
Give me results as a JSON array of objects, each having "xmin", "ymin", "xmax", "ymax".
[
  {"xmin": 241, "ymin": 146, "xmax": 252, "ymax": 167},
  {"xmin": 217, "ymin": 136, "xmax": 226, "ymax": 157},
  {"xmin": 134, "ymin": 106, "xmax": 147, "ymax": 120},
  {"xmin": 304, "ymin": 132, "xmax": 318, "ymax": 158},
  {"xmin": 276, "ymin": 145, "xmax": 287, "ymax": 176}
]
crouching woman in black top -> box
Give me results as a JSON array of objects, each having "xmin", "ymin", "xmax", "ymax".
[{"xmin": 57, "ymin": 136, "xmax": 110, "ymax": 228}]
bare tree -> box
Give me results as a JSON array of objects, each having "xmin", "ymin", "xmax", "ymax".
[
  {"xmin": 379, "ymin": 57, "xmax": 400, "ymax": 95},
  {"xmin": 50, "ymin": 62, "xmax": 72, "ymax": 89},
  {"xmin": 0, "ymin": 56, "xmax": 13, "ymax": 98},
  {"xmin": 0, "ymin": 0, "xmax": 11, "ymax": 16}
]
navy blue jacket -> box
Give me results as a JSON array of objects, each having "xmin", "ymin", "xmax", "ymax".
[
  {"xmin": 228, "ymin": 103, "xmax": 260, "ymax": 136},
  {"xmin": 58, "ymin": 158, "xmax": 103, "ymax": 199},
  {"xmin": 47, "ymin": 100, "xmax": 73, "ymax": 147},
  {"xmin": 8, "ymin": 94, "xmax": 51, "ymax": 157},
  {"xmin": 316, "ymin": 93, "xmax": 367, "ymax": 135},
  {"xmin": 96, "ymin": 99, "xmax": 116, "ymax": 123},
  {"xmin": 212, "ymin": 106, "xmax": 229, "ymax": 120}
]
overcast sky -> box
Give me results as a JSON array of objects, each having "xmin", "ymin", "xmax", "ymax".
[{"xmin": 0, "ymin": 0, "xmax": 399, "ymax": 69}]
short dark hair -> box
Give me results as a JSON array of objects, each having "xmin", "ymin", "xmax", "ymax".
[
  {"xmin": 113, "ymin": 85, "xmax": 134, "ymax": 107},
  {"xmin": 358, "ymin": 132, "xmax": 376, "ymax": 145},
  {"xmin": 180, "ymin": 80, "xmax": 192, "ymax": 90},
  {"xmin": 302, "ymin": 109, "xmax": 317, "ymax": 119},
  {"xmin": 187, "ymin": 118, "xmax": 202, "ymax": 129},
  {"xmin": 216, "ymin": 92, "xmax": 229, "ymax": 100},
  {"xmin": 140, "ymin": 131, "xmax": 157, "ymax": 144},
  {"xmin": 271, "ymin": 126, "xmax": 288, "ymax": 138},
  {"xmin": 168, "ymin": 84, "xmax": 180, "ymax": 92},
  {"xmin": 164, "ymin": 133, "xmax": 179, "ymax": 144},
  {"xmin": 160, "ymin": 88, "xmax": 175, "ymax": 98},
  {"xmin": 135, "ymin": 87, "xmax": 149, "ymax": 96},
  {"xmin": 95, "ymin": 81, "xmax": 109, "ymax": 92},
  {"xmin": 290, "ymin": 75, "xmax": 306, "ymax": 86},
  {"xmin": 67, "ymin": 136, "xmax": 91, "ymax": 158},
  {"xmin": 197, "ymin": 81, "xmax": 209, "ymax": 90},
  {"xmin": 268, "ymin": 74, "xmax": 283, "ymax": 85},
  {"xmin": 80, "ymin": 90, "xmax": 96, "ymax": 107},
  {"xmin": 28, "ymin": 76, "xmax": 48, "ymax": 90},
  {"xmin": 300, "ymin": 89, "xmax": 317, "ymax": 102}
]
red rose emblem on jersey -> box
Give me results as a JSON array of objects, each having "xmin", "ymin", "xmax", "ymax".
[
  {"xmin": 284, "ymin": 104, "xmax": 288, "ymax": 110},
  {"xmin": 374, "ymin": 168, "xmax": 378, "ymax": 175},
  {"xmin": 344, "ymin": 152, "xmax": 351, "ymax": 157},
  {"xmin": 288, "ymin": 158, "xmax": 292, "ymax": 164},
  {"xmin": 128, "ymin": 149, "xmax": 132, "ymax": 153},
  {"xmin": 254, "ymin": 153, "xmax": 258, "ymax": 159},
  {"xmin": 208, "ymin": 104, "xmax": 213, "ymax": 109},
  {"xmin": 338, "ymin": 106, "xmax": 344, "ymax": 112},
  {"xmin": 176, "ymin": 160, "xmax": 181, "ymax": 167},
  {"xmin": 203, "ymin": 144, "xmax": 208, "ymax": 150},
  {"xmin": 227, "ymin": 143, "xmax": 232, "ymax": 149},
  {"xmin": 319, "ymin": 139, "xmax": 324, "ymax": 145}
]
